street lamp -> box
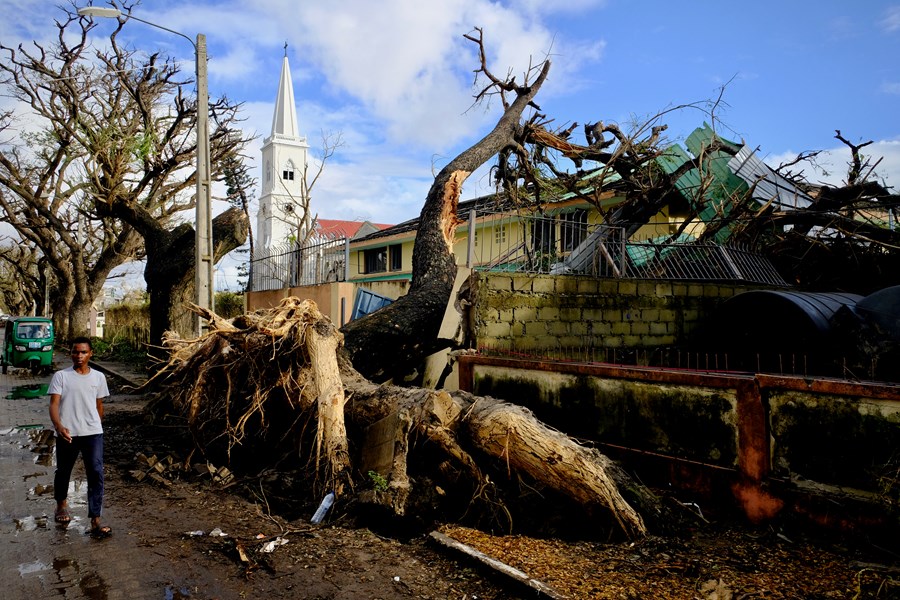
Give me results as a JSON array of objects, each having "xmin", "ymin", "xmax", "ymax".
[{"xmin": 77, "ymin": 6, "xmax": 214, "ymax": 336}]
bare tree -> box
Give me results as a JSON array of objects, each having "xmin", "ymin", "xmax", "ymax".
[{"xmin": 0, "ymin": 5, "xmax": 253, "ymax": 342}]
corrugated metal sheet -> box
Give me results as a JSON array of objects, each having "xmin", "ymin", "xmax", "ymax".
[{"xmin": 727, "ymin": 146, "xmax": 813, "ymax": 211}]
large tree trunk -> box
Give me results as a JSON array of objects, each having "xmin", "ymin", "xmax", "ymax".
[
  {"xmin": 341, "ymin": 35, "xmax": 551, "ymax": 382},
  {"xmin": 140, "ymin": 207, "xmax": 249, "ymax": 357}
]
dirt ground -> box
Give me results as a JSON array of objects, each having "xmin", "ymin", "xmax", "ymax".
[{"xmin": 101, "ymin": 390, "xmax": 900, "ymax": 600}]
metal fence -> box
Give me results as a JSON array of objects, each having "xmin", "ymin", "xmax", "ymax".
[
  {"xmin": 467, "ymin": 210, "xmax": 787, "ymax": 286},
  {"xmin": 250, "ymin": 235, "xmax": 349, "ymax": 292}
]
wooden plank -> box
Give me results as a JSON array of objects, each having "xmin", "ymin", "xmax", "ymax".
[{"xmin": 429, "ymin": 531, "xmax": 567, "ymax": 599}]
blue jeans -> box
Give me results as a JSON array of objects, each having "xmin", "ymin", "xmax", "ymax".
[{"xmin": 54, "ymin": 434, "xmax": 104, "ymax": 519}]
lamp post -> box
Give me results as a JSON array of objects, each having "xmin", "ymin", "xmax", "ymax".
[{"xmin": 77, "ymin": 6, "xmax": 214, "ymax": 336}]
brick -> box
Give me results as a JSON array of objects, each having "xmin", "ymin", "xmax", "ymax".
[
  {"xmin": 598, "ymin": 280, "xmax": 619, "ymax": 294},
  {"xmin": 514, "ymin": 306, "xmax": 537, "ymax": 322},
  {"xmin": 581, "ymin": 308, "xmax": 604, "ymax": 322},
  {"xmin": 577, "ymin": 278, "xmax": 598, "ymax": 294},
  {"xmin": 560, "ymin": 307, "xmax": 581, "ymax": 320},
  {"xmin": 611, "ymin": 322, "xmax": 631, "ymax": 335},
  {"xmin": 497, "ymin": 308, "xmax": 515, "ymax": 323},
  {"xmin": 655, "ymin": 283, "xmax": 673, "ymax": 297},
  {"xmin": 487, "ymin": 275, "xmax": 513, "ymax": 290},
  {"xmin": 635, "ymin": 282, "xmax": 655, "ymax": 296},
  {"xmin": 642, "ymin": 308, "xmax": 660, "ymax": 322},
  {"xmin": 631, "ymin": 322, "xmax": 650, "ymax": 335},
  {"xmin": 604, "ymin": 308, "xmax": 622, "ymax": 322},
  {"xmin": 569, "ymin": 321, "xmax": 590, "ymax": 336},
  {"xmin": 623, "ymin": 335, "xmax": 642, "ymax": 346},
  {"xmin": 482, "ymin": 321, "xmax": 510, "ymax": 339},
  {"xmin": 603, "ymin": 336, "xmax": 624, "ymax": 348},
  {"xmin": 592, "ymin": 322, "xmax": 612, "ymax": 335},
  {"xmin": 555, "ymin": 278, "xmax": 580, "ymax": 294},
  {"xmin": 512, "ymin": 275, "xmax": 533, "ymax": 292},
  {"xmin": 531, "ymin": 276, "xmax": 555, "ymax": 293},
  {"xmin": 650, "ymin": 322, "xmax": 671, "ymax": 335},
  {"xmin": 659, "ymin": 309, "xmax": 677, "ymax": 322},
  {"xmin": 538, "ymin": 307, "xmax": 560, "ymax": 321},
  {"xmin": 617, "ymin": 281, "xmax": 637, "ymax": 295},
  {"xmin": 510, "ymin": 321, "xmax": 526, "ymax": 337},
  {"xmin": 548, "ymin": 321, "xmax": 570, "ymax": 336}
]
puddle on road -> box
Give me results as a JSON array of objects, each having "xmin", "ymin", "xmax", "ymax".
[
  {"xmin": 6, "ymin": 383, "xmax": 50, "ymax": 400},
  {"xmin": 20, "ymin": 557, "xmax": 110, "ymax": 600},
  {"xmin": 29, "ymin": 428, "xmax": 55, "ymax": 466},
  {"xmin": 14, "ymin": 514, "xmax": 49, "ymax": 531},
  {"xmin": 18, "ymin": 559, "xmax": 50, "ymax": 576},
  {"xmin": 44, "ymin": 557, "xmax": 110, "ymax": 600}
]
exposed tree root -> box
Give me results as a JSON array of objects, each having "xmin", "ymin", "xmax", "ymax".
[{"xmin": 143, "ymin": 298, "xmax": 665, "ymax": 539}]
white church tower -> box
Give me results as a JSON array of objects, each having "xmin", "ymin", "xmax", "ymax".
[{"xmin": 256, "ymin": 50, "xmax": 309, "ymax": 252}]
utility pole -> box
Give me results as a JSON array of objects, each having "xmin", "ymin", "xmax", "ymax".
[{"xmin": 194, "ymin": 33, "xmax": 214, "ymax": 335}]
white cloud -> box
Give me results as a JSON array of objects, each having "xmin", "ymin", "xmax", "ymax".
[
  {"xmin": 766, "ymin": 138, "xmax": 900, "ymax": 189},
  {"xmin": 882, "ymin": 6, "xmax": 900, "ymax": 33},
  {"xmin": 881, "ymin": 81, "xmax": 900, "ymax": 95}
]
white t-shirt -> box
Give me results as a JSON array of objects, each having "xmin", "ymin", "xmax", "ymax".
[{"xmin": 49, "ymin": 367, "xmax": 110, "ymax": 437}]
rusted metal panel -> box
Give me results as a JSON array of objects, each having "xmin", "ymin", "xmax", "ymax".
[{"xmin": 458, "ymin": 353, "xmax": 900, "ymax": 531}]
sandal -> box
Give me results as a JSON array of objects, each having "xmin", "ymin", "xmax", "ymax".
[
  {"xmin": 54, "ymin": 507, "xmax": 71, "ymax": 524},
  {"xmin": 88, "ymin": 525, "xmax": 112, "ymax": 539}
]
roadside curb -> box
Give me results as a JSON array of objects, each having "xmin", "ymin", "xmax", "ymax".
[{"xmin": 89, "ymin": 360, "xmax": 148, "ymax": 389}]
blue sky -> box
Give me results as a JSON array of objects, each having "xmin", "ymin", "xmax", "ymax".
[{"xmin": 2, "ymin": 0, "xmax": 899, "ymax": 290}]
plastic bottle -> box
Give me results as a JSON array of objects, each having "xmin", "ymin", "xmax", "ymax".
[{"xmin": 310, "ymin": 491, "xmax": 335, "ymax": 524}]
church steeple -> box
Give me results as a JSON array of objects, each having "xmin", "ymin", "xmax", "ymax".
[
  {"xmin": 254, "ymin": 50, "xmax": 310, "ymax": 261},
  {"xmin": 271, "ymin": 51, "xmax": 299, "ymax": 138}
]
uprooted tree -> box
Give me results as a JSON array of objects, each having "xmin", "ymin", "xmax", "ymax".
[{"xmin": 146, "ymin": 30, "xmax": 672, "ymax": 539}]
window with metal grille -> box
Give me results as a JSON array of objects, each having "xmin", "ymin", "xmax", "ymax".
[{"xmin": 560, "ymin": 209, "xmax": 588, "ymax": 251}]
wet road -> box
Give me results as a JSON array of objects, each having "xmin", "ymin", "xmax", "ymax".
[{"xmin": 0, "ymin": 361, "xmax": 193, "ymax": 599}]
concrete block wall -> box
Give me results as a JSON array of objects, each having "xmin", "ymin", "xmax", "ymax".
[{"xmin": 474, "ymin": 272, "xmax": 757, "ymax": 353}]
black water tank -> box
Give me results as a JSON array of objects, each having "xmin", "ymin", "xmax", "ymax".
[
  {"xmin": 701, "ymin": 290, "xmax": 863, "ymax": 357},
  {"xmin": 856, "ymin": 285, "xmax": 900, "ymax": 340}
]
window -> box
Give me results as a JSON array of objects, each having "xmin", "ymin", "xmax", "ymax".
[
  {"xmin": 363, "ymin": 248, "xmax": 387, "ymax": 274},
  {"xmin": 560, "ymin": 209, "xmax": 588, "ymax": 251},
  {"xmin": 389, "ymin": 244, "xmax": 402, "ymax": 271},
  {"xmin": 531, "ymin": 217, "xmax": 556, "ymax": 254},
  {"xmin": 494, "ymin": 224, "xmax": 507, "ymax": 245},
  {"xmin": 361, "ymin": 244, "xmax": 403, "ymax": 274},
  {"xmin": 282, "ymin": 160, "xmax": 295, "ymax": 181}
]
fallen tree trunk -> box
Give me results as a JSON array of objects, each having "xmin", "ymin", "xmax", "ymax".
[
  {"xmin": 341, "ymin": 29, "xmax": 551, "ymax": 382},
  {"xmin": 145, "ymin": 298, "xmax": 662, "ymax": 539}
]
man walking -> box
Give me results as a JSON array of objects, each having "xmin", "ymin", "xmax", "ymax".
[{"xmin": 49, "ymin": 336, "xmax": 111, "ymax": 538}]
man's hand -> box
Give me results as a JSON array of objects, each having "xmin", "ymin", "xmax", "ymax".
[{"xmin": 56, "ymin": 425, "xmax": 72, "ymax": 443}]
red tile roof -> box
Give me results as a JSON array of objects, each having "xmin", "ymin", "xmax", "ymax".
[{"xmin": 315, "ymin": 219, "xmax": 393, "ymax": 239}]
